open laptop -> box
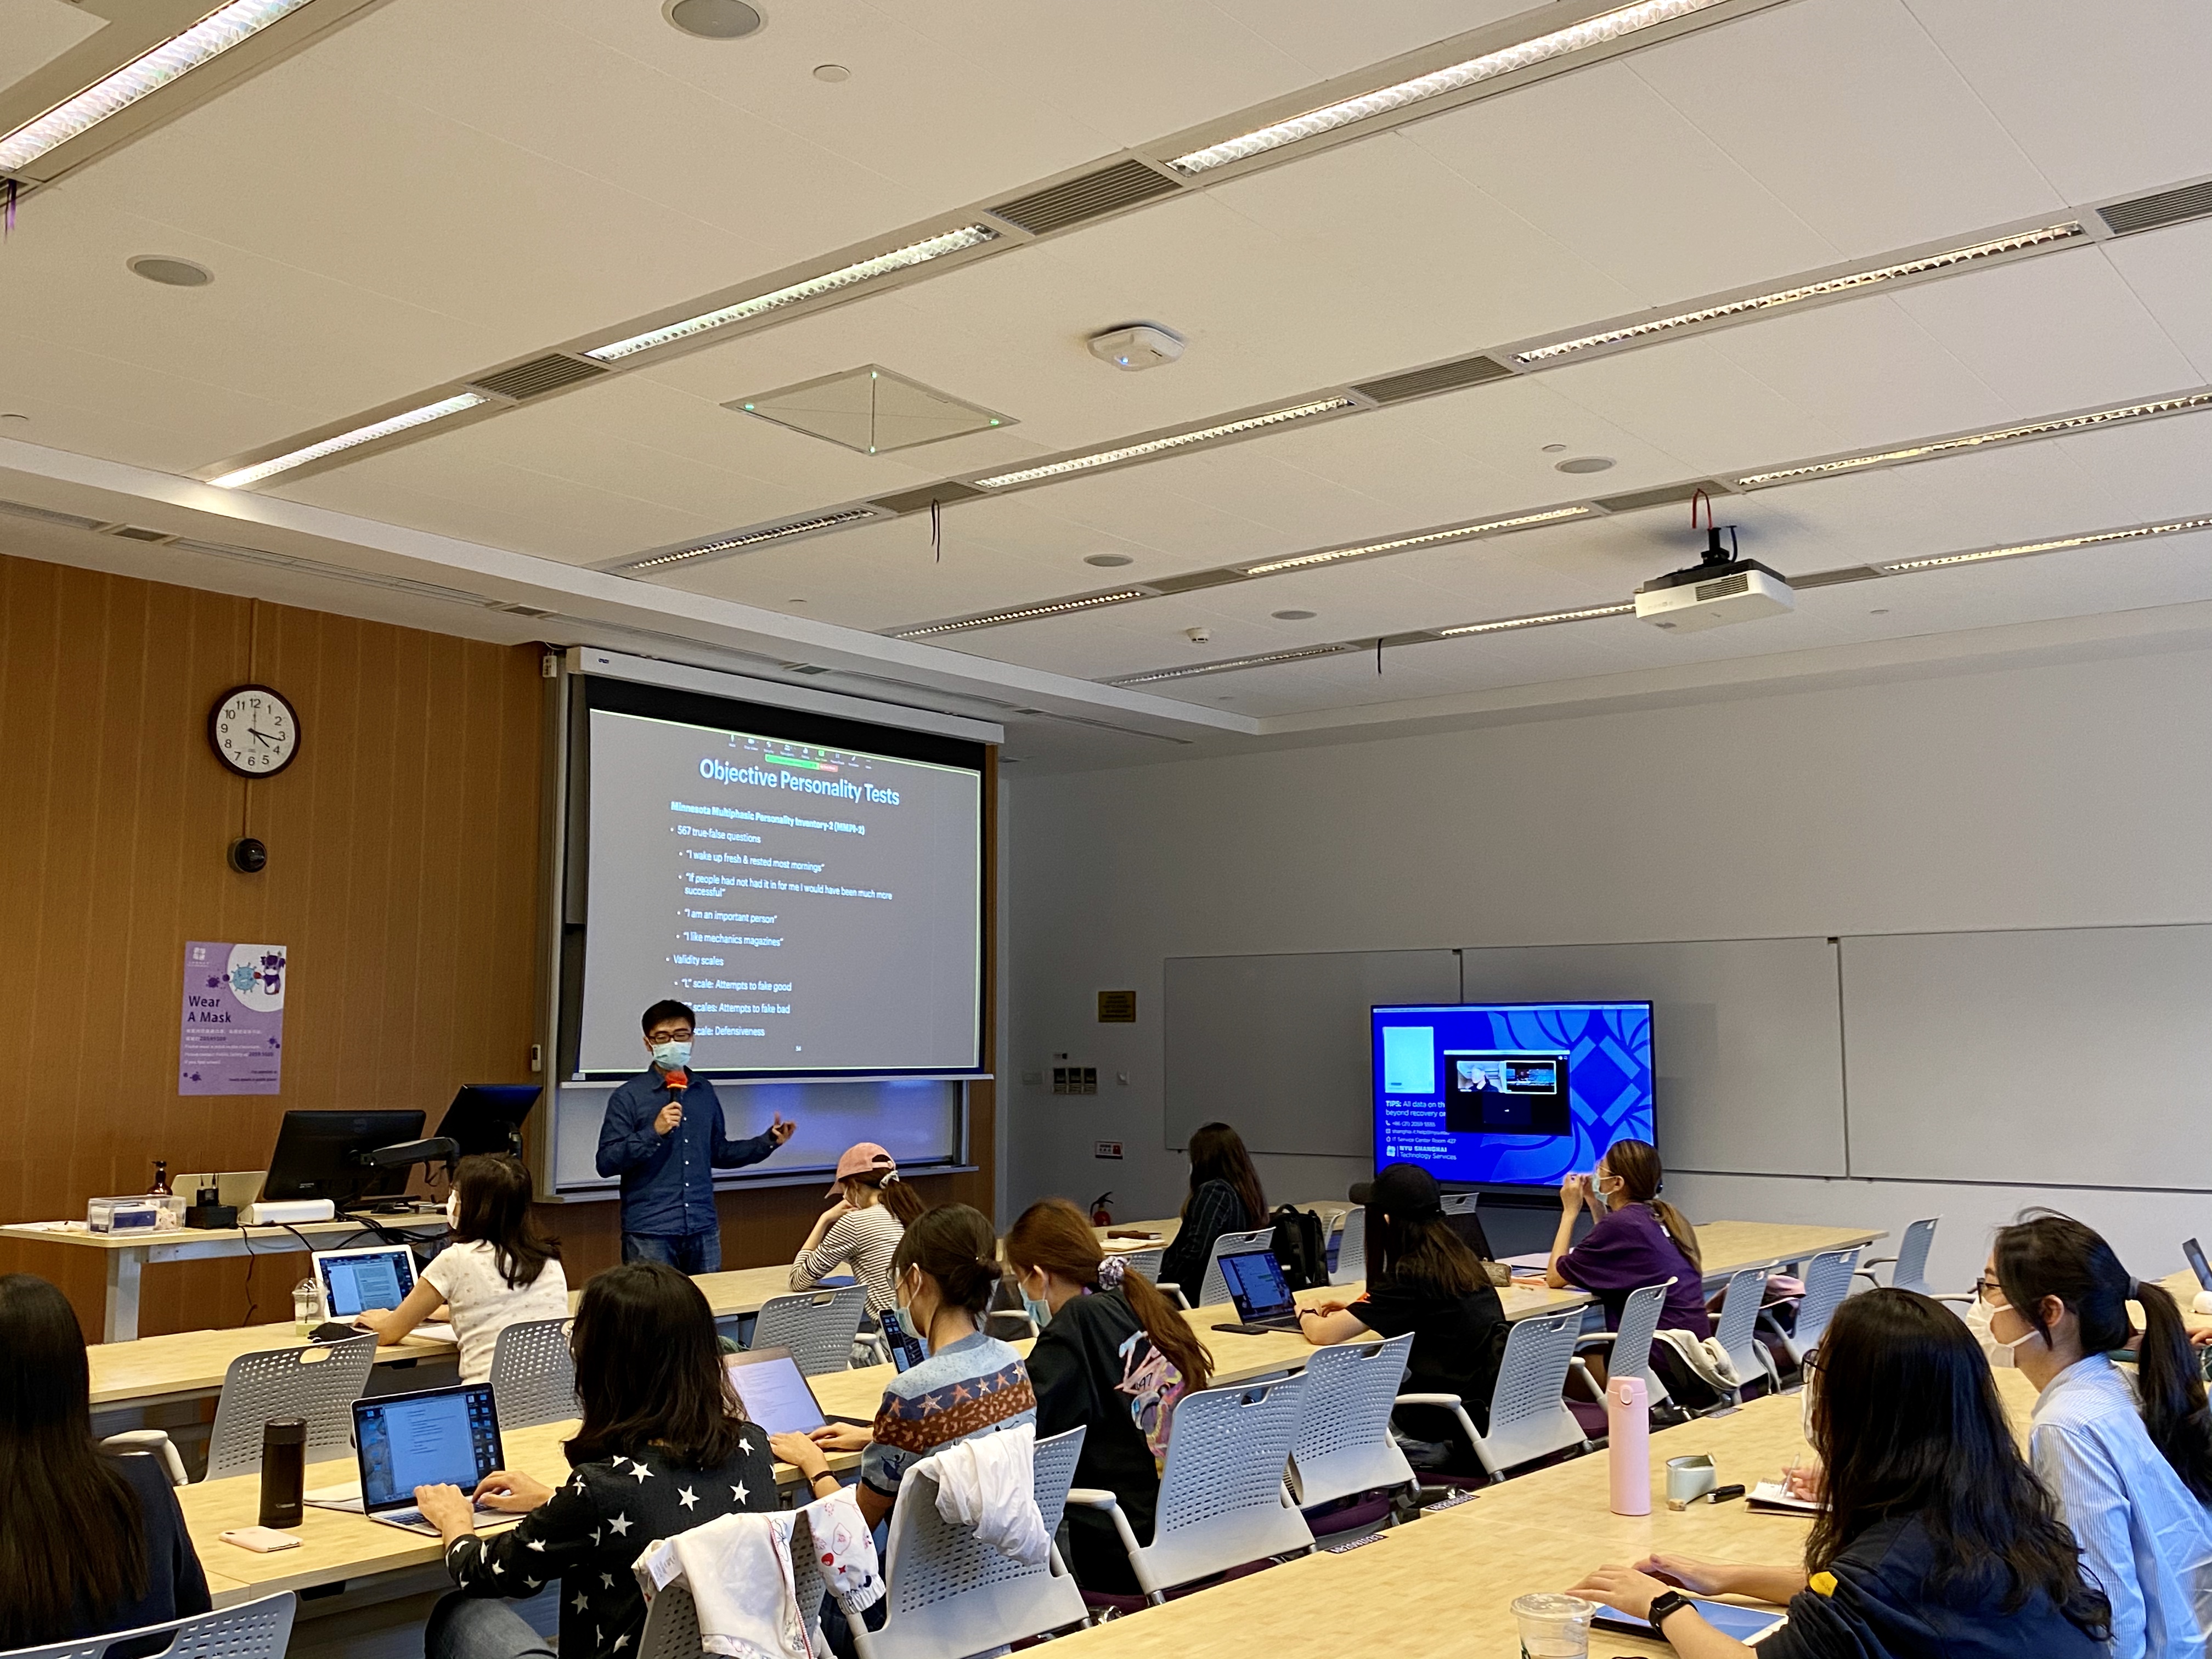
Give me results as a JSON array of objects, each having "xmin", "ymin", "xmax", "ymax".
[
  {"xmin": 1215, "ymin": 1250, "xmax": 1305, "ymax": 1334},
  {"xmin": 2186, "ymin": 1239, "xmax": 2212, "ymax": 1293},
  {"xmin": 352, "ymin": 1384, "xmax": 518, "ymax": 1536},
  {"xmin": 312, "ymin": 1244, "xmax": 417, "ymax": 1321}
]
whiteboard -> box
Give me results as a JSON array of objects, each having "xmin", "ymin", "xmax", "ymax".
[
  {"xmin": 1457, "ymin": 940, "xmax": 1846, "ymax": 1178},
  {"xmin": 1841, "ymin": 926, "xmax": 2212, "ymax": 1188},
  {"xmin": 1163, "ymin": 951, "xmax": 1458, "ymax": 1155}
]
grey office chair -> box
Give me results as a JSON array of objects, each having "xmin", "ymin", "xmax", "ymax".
[
  {"xmin": 204, "ymin": 1334, "xmax": 376, "ymax": 1481},
  {"xmin": 489, "ymin": 1317, "xmax": 578, "ymax": 1429}
]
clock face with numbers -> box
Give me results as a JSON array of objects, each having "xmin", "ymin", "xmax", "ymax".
[{"xmin": 207, "ymin": 684, "xmax": 301, "ymax": 777}]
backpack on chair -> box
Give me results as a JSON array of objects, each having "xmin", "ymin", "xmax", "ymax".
[{"xmin": 1271, "ymin": 1205, "xmax": 1329, "ymax": 1290}]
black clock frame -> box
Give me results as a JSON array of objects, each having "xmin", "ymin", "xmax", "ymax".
[{"xmin": 207, "ymin": 682, "xmax": 301, "ymax": 778}]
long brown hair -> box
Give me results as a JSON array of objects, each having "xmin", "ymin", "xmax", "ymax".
[
  {"xmin": 1996, "ymin": 1211, "xmax": 2212, "ymax": 1502},
  {"xmin": 849, "ymin": 1167, "xmax": 927, "ymax": 1227},
  {"xmin": 1183, "ymin": 1122, "xmax": 1267, "ymax": 1229},
  {"xmin": 1602, "ymin": 1138, "xmax": 1700, "ymax": 1273},
  {"xmin": 1006, "ymin": 1199, "xmax": 1211, "ymax": 1391},
  {"xmin": 453, "ymin": 1153, "xmax": 561, "ymax": 1289},
  {"xmin": 568, "ymin": 1263, "xmax": 748, "ymax": 1470},
  {"xmin": 1808, "ymin": 1290, "xmax": 2108, "ymax": 1639},
  {"xmin": 891, "ymin": 1204, "xmax": 1005, "ymax": 1317},
  {"xmin": 0, "ymin": 1275, "xmax": 148, "ymax": 1646}
]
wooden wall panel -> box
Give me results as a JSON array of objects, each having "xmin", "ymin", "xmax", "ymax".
[
  {"xmin": 0, "ymin": 553, "xmax": 545, "ymax": 1338},
  {"xmin": 0, "ymin": 550, "xmax": 1000, "ymax": 1339}
]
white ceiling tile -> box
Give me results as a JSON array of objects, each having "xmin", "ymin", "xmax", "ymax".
[
  {"xmin": 1396, "ymin": 58, "xmax": 1839, "ymax": 303},
  {"xmin": 1902, "ymin": 0, "xmax": 2212, "ymax": 204},
  {"xmin": 1629, "ymin": 0, "xmax": 2063, "ymax": 254},
  {"xmin": 1887, "ymin": 244, "xmax": 2201, "ymax": 411},
  {"xmin": 2104, "ymin": 218, "xmax": 2212, "ymax": 383}
]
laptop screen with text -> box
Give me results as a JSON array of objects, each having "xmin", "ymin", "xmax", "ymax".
[
  {"xmin": 1220, "ymin": 1250, "xmax": 1296, "ymax": 1322},
  {"xmin": 356, "ymin": 1386, "xmax": 503, "ymax": 1514}
]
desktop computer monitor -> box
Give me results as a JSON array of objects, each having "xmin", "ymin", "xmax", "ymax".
[
  {"xmin": 262, "ymin": 1110, "xmax": 427, "ymax": 1210},
  {"xmin": 434, "ymin": 1086, "xmax": 541, "ymax": 1159}
]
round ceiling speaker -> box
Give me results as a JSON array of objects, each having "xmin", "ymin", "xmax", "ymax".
[
  {"xmin": 667, "ymin": 0, "xmax": 764, "ymax": 38},
  {"xmin": 128, "ymin": 256, "xmax": 213, "ymax": 287}
]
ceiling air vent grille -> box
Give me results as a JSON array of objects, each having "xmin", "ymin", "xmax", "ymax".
[
  {"xmin": 2099, "ymin": 180, "xmax": 2212, "ymax": 237},
  {"xmin": 868, "ymin": 481, "xmax": 986, "ymax": 515},
  {"xmin": 990, "ymin": 159, "xmax": 1181, "ymax": 234},
  {"xmin": 1593, "ymin": 480, "xmax": 1729, "ymax": 515},
  {"xmin": 100, "ymin": 524, "xmax": 175, "ymax": 543},
  {"xmin": 1791, "ymin": 565, "xmax": 1883, "ymax": 590},
  {"xmin": 0, "ymin": 498, "xmax": 105, "ymax": 532},
  {"xmin": 1696, "ymin": 572, "xmax": 1750, "ymax": 601},
  {"xmin": 470, "ymin": 354, "xmax": 611, "ymax": 401},
  {"xmin": 1351, "ymin": 354, "xmax": 1514, "ymax": 404}
]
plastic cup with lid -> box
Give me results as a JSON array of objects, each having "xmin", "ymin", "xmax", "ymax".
[{"xmin": 1511, "ymin": 1593, "xmax": 1595, "ymax": 1658}]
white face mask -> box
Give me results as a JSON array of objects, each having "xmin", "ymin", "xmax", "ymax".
[
  {"xmin": 1801, "ymin": 1372, "xmax": 1818, "ymax": 1441},
  {"xmin": 1979, "ymin": 1299, "xmax": 2039, "ymax": 1369},
  {"xmin": 650, "ymin": 1040, "xmax": 691, "ymax": 1071},
  {"xmin": 445, "ymin": 1193, "xmax": 460, "ymax": 1227}
]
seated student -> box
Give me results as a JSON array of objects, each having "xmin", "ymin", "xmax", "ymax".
[
  {"xmin": 1541, "ymin": 1138, "xmax": 1711, "ymax": 1338},
  {"xmin": 417, "ymin": 1262, "xmax": 779, "ymax": 1659},
  {"xmin": 1158, "ymin": 1121, "xmax": 1268, "ymax": 1298},
  {"xmin": 354, "ymin": 1153, "xmax": 568, "ymax": 1385},
  {"xmin": 775, "ymin": 1204, "xmax": 1035, "ymax": 1528},
  {"xmin": 1005, "ymin": 1197, "xmax": 1212, "ymax": 1592},
  {"xmin": 1985, "ymin": 1211, "xmax": 2212, "ymax": 1658},
  {"xmin": 789, "ymin": 1142, "xmax": 926, "ymax": 1318},
  {"xmin": 0, "ymin": 1274, "xmax": 210, "ymax": 1651},
  {"xmin": 1300, "ymin": 1163, "xmax": 1509, "ymax": 1470},
  {"xmin": 1570, "ymin": 1288, "xmax": 2111, "ymax": 1658}
]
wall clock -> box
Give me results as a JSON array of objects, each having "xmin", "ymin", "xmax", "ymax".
[{"xmin": 208, "ymin": 684, "xmax": 300, "ymax": 777}]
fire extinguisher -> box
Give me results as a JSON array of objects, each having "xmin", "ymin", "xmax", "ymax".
[{"xmin": 1090, "ymin": 1190, "xmax": 1114, "ymax": 1226}]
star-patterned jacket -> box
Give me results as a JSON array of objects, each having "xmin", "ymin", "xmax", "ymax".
[{"xmin": 443, "ymin": 1430, "xmax": 779, "ymax": 1659}]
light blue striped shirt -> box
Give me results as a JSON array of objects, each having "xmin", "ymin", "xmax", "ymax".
[{"xmin": 2030, "ymin": 1352, "xmax": 2212, "ymax": 1659}]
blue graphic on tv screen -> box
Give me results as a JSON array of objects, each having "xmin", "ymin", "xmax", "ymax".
[{"xmin": 1372, "ymin": 1002, "xmax": 1653, "ymax": 1187}]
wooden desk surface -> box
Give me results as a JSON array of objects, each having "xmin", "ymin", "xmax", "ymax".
[
  {"xmin": 1694, "ymin": 1221, "xmax": 1884, "ymax": 1277},
  {"xmin": 0, "ymin": 1216, "xmax": 448, "ymax": 1252}
]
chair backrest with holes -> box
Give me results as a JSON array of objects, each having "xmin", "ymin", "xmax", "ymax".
[
  {"xmin": 635, "ymin": 1579, "xmax": 703, "ymax": 1659},
  {"xmin": 1290, "ymin": 1334, "xmax": 1414, "ymax": 1509},
  {"xmin": 752, "ymin": 1285, "xmax": 870, "ymax": 1375},
  {"xmin": 1712, "ymin": 1266, "xmax": 1770, "ymax": 1387},
  {"xmin": 855, "ymin": 1428, "xmax": 1088, "ymax": 1659},
  {"xmin": 1331, "ymin": 1207, "xmax": 1367, "ymax": 1287},
  {"xmin": 205, "ymin": 1336, "xmax": 376, "ymax": 1481},
  {"xmin": 1791, "ymin": 1249, "xmax": 1863, "ymax": 1356},
  {"xmin": 489, "ymin": 1317, "xmax": 577, "ymax": 1430},
  {"xmin": 1139, "ymin": 1373, "xmax": 1312, "ymax": 1591},
  {"xmin": 1198, "ymin": 1229, "xmax": 1278, "ymax": 1310},
  {"xmin": 1120, "ymin": 1246, "xmax": 1165, "ymax": 1283},
  {"xmin": 1606, "ymin": 1283, "xmax": 1672, "ymax": 1402},
  {"xmin": 3, "ymin": 1592, "xmax": 297, "ymax": 1659},
  {"xmin": 1472, "ymin": 1310, "xmax": 1588, "ymax": 1475},
  {"xmin": 1891, "ymin": 1219, "xmax": 1940, "ymax": 1296}
]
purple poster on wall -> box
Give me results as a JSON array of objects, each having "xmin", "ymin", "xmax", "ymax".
[{"xmin": 179, "ymin": 941, "xmax": 286, "ymax": 1095}]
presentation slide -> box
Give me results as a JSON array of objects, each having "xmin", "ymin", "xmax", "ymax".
[
  {"xmin": 1373, "ymin": 1001, "xmax": 1653, "ymax": 1186},
  {"xmin": 576, "ymin": 696, "xmax": 983, "ymax": 1076}
]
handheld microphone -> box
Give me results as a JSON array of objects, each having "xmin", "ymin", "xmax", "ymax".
[{"xmin": 663, "ymin": 1068, "xmax": 689, "ymax": 1096}]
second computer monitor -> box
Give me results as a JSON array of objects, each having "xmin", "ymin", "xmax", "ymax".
[{"xmin": 262, "ymin": 1110, "xmax": 426, "ymax": 1209}]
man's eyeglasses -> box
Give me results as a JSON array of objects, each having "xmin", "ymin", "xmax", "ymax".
[{"xmin": 1974, "ymin": 1275, "xmax": 2009, "ymax": 1307}]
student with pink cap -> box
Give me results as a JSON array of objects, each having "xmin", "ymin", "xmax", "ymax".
[{"xmin": 791, "ymin": 1142, "xmax": 927, "ymax": 1319}]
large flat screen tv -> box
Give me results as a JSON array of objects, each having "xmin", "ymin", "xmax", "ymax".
[{"xmin": 1372, "ymin": 1001, "xmax": 1654, "ymax": 1187}]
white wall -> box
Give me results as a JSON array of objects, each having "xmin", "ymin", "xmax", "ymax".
[{"xmin": 1002, "ymin": 642, "xmax": 2212, "ymax": 1293}]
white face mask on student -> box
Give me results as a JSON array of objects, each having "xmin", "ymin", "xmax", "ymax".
[
  {"xmin": 1975, "ymin": 1298, "xmax": 2039, "ymax": 1369},
  {"xmin": 650, "ymin": 1040, "xmax": 691, "ymax": 1071},
  {"xmin": 445, "ymin": 1193, "xmax": 460, "ymax": 1227}
]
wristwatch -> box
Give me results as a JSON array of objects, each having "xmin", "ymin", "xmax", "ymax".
[{"xmin": 1646, "ymin": 1590, "xmax": 1692, "ymax": 1635}]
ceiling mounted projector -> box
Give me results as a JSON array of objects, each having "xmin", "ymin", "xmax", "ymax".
[
  {"xmin": 1088, "ymin": 324, "xmax": 1185, "ymax": 371},
  {"xmin": 1634, "ymin": 527, "xmax": 1794, "ymax": 633}
]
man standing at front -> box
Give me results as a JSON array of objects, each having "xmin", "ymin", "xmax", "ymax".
[{"xmin": 596, "ymin": 998, "xmax": 797, "ymax": 1272}]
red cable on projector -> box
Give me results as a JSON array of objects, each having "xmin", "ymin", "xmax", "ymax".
[{"xmin": 1690, "ymin": 488, "xmax": 1713, "ymax": 532}]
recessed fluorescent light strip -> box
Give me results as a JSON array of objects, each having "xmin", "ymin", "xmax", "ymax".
[
  {"xmin": 1436, "ymin": 602, "xmax": 1635, "ymax": 635},
  {"xmin": 1168, "ymin": 0, "xmax": 1734, "ymax": 176},
  {"xmin": 896, "ymin": 589, "xmax": 1150, "ymax": 639},
  {"xmin": 1242, "ymin": 505, "xmax": 1593, "ymax": 575},
  {"xmin": 973, "ymin": 398, "xmax": 1356, "ymax": 489},
  {"xmin": 585, "ymin": 227, "xmax": 997, "ymax": 363},
  {"xmin": 210, "ymin": 393, "xmax": 488, "ymax": 489},
  {"xmin": 1876, "ymin": 515, "xmax": 2212, "ymax": 574},
  {"xmin": 1736, "ymin": 391, "xmax": 2212, "ymax": 488},
  {"xmin": 1515, "ymin": 223, "xmax": 2085, "ymax": 365},
  {"xmin": 1113, "ymin": 644, "xmax": 1357, "ymax": 685},
  {"xmin": 0, "ymin": 0, "xmax": 315, "ymax": 173},
  {"xmin": 628, "ymin": 509, "xmax": 881, "ymax": 571}
]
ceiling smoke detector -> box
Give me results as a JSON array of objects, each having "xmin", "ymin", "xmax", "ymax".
[
  {"xmin": 1088, "ymin": 324, "xmax": 1185, "ymax": 372},
  {"xmin": 666, "ymin": 0, "xmax": 763, "ymax": 39}
]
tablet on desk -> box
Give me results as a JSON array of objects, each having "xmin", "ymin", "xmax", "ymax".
[
  {"xmin": 724, "ymin": 1347, "xmax": 830, "ymax": 1436},
  {"xmin": 1593, "ymin": 1600, "xmax": 1787, "ymax": 1643}
]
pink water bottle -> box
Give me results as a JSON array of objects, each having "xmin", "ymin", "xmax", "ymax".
[{"xmin": 1607, "ymin": 1373, "xmax": 1651, "ymax": 1516}]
